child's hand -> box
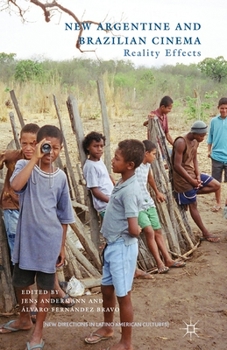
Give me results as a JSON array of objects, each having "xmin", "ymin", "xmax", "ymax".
[
  {"xmin": 148, "ymin": 112, "xmax": 156, "ymax": 119},
  {"xmin": 33, "ymin": 138, "xmax": 50, "ymax": 160},
  {"xmin": 156, "ymin": 191, "xmax": 166, "ymax": 203},
  {"xmin": 56, "ymin": 255, "xmax": 65, "ymax": 267}
]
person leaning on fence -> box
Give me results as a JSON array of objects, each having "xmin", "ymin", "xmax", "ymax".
[
  {"xmin": 84, "ymin": 139, "xmax": 144, "ymax": 350},
  {"xmin": 135, "ymin": 140, "xmax": 186, "ymax": 274},
  {"xmin": 143, "ymin": 95, "xmax": 174, "ymax": 147},
  {"xmin": 0, "ymin": 123, "xmax": 40, "ymax": 257},
  {"xmin": 0, "ymin": 125, "xmax": 75, "ymax": 350},
  {"xmin": 171, "ymin": 120, "xmax": 220, "ymax": 243},
  {"xmin": 207, "ymin": 97, "xmax": 227, "ymax": 212},
  {"xmin": 82, "ymin": 131, "xmax": 114, "ymax": 219}
]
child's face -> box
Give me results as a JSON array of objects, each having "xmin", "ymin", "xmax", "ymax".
[
  {"xmin": 20, "ymin": 132, "xmax": 37, "ymax": 160},
  {"xmin": 218, "ymin": 104, "xmax": 227, "ymax": 118},
  {"xmin": 112, "ymin": 148, "xmax": 130, "ymax": 174},
  {"xmin": 145, "ymin": 149, "xmax": 156, "ymax": 164},
  {"xmin": 41, "ymin": 137, "xmax": 62, "ymax": 165},
  {"xmin": 87, "ymin": 139, "xmax": 104, "ymax": 161},
  {"xmin": 160, "ymin": 104, "xmax": 172, "ymax": 115}
]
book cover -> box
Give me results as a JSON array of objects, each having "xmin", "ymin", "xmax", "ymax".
[{"xmin": 0, "ymin": 1, "xmax": 226, "ymax": 350}]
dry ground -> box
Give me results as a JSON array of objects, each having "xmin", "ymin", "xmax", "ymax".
[{"xmin": 0, "ymin": 110, "xmax": 227, "ymax": 349}]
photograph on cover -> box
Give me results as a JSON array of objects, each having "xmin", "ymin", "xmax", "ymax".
[{"xmin": 0, "ymin": 1, "xmax": 226, "ymax": 349}]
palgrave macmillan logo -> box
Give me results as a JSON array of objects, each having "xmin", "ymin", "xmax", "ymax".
[{"xmin": 180, "ymin": 319, "xmax": 200, "ymax": 340}]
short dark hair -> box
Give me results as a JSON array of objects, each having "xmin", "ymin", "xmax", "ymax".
[
  {"xmin": 20, "ymin": 123, "xmax": 40, "ymax": 138},
  {"xmin": 218, "ymin": 97, "xmax": 227, "ymax": 107},
  {"xmin": 37, "ymin": 125, "xmax": 63, "ymax": 144},
  {"xmin": 160, "ymin": 96, "xmax": 173, "ymax": 107},
  {"xmin": 82, "ymin": 131, "xmax": 106, "ymax": 155},
  {"xmin": 142, "ymin": 140, "xmax": 156, "ymax": 152},
  {"xmin": 118, "ymin": 139, "xmax": 145, "ymax": 169}
]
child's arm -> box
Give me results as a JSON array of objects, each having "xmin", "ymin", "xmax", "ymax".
[
  {"xmin": 56, "ymin": 224, "xmax": 67, "ymax": 267},
  {"xmin": 90, "ymin": 187, "xmax": 110, "ymax": 203},
  {"xmin": 10, "ymin": 140, "xmax": 45, "ymax": 191},
  {"xmin": 147, "ymin": 169, "xmax": 165, "ymax": 202},
  {"xmin": 165, "ymin": 132, "xmax": 174, "ymax": 145},
  {"xmin": 127, "ymin": 217, "xmax": 141, "ymax": 238},
  {"xmin": 193, "ymin": 151, "xmax": 202, "ymax": 188},
  {"xmin": 207, "ymin": 143, "xmax": 212, "ymax": 158}
]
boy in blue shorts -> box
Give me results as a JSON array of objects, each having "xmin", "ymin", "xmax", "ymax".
[
  {"xmin": 0, "ymin": 125, "xmax": 75, "ymax": 350},
  {"xmin": 207, "ymin": 97, "xmax": 227, "ymax": 211},
  {"xmin": 172, "ymin": 121, "xmax": 220, "ymax": 243},
  {"xmin": 85, "ymin": 139, "xmax": 144, "ymax": 350},
  {"xmin": 136, "ymin": 140, "xmax": 186, "ymax": 273}
]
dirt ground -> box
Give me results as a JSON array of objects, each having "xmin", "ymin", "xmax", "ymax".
[{"xmin": 0, "ymin": 111, "xmax": 227, "ymax": 349}]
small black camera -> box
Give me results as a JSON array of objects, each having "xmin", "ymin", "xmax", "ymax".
[{"xmin": 41, "ymin": 143, "xmax": 51, "ymax": 154}]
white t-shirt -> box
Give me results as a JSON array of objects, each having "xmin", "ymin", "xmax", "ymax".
[
  {"xmin": 135, "ymin": 162, "xmax": 155, "ymax": 210},
  {"xmin": 83, "ymin": 159, "xmax": 114, "ymax": 212}
]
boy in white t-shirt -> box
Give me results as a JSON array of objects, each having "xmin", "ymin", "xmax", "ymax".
[{"xmin": 82, "ymin": 131, "xmax": 114, "ymax": 218}]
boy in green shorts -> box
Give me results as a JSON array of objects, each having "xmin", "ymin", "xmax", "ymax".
[{"xmin": 136, "ymin": 140, "xmax": 185, "ymax": 273}]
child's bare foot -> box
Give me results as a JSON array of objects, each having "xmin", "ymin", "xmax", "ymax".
[
  {"xmin": 200, "ymin": 234, "xmax": 220, "ymax": 243},
  {"xmin": 134, "ymin": 268, "xmax": 155, "ymax": 279}
]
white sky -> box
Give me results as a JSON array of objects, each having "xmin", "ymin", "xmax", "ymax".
[{"xmin": 0, "ymin": 0, "xmax": 226, "ymax": 67}]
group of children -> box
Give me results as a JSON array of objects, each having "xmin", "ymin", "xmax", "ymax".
[{"xmin": 0, "ymin": 94, "xmax": 226, "ymax": 350}]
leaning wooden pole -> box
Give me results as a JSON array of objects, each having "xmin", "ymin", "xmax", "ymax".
[
  {"xmin": 53, "ymin": 94, "xmax": 81, "ymax": 203},
  {"xmin": 9, "ymin": 112, "xmax": 20, "ymax": 150},
  {"xmin": 0, "ymin": 197, "xmax": 17, "ymax": 311},
  {"xmin": 97, "ymin": 78, "xmax": 111, "ymax": 173},
  {"xmin": 66, "ymin": 95, "xmax": 101, "ymax": 249},
  {"xmin": 9, "ymin": 90, "xmax": 25, "ymax": 128}
]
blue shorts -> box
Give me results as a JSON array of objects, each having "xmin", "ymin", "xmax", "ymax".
[
  {"xmin": 176, "ymin": 173, "xmax": 213, "ymax": 205},
  {"xmin": 3, "ymin": 209, "xmax": 19, "ymax": 257},
  {"xmin": 102, "ymin": 238, "xmax": 138, "ymax": 297}
]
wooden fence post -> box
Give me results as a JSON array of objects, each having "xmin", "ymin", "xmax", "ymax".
[
  {"xmin": 66, "ymin": 95, "xmax": 101, "ymax": 249},
  {"xmin": 97, "ymin": 78, "xmax": 111, "ymax": 172},
  {"xmin": 9, "ymin": 112, "xmax": 20, "ymax": 150},
  {"xmin": 10, "ymin": 90, "xmax": 25, "ymax": 128},
  {"xmin": 0, "ymin": 180, "xmax": 16, "ymax": 312},
  {"xmin": 53, "ymin": 94, "xmax": 81, "ymax": 202}
]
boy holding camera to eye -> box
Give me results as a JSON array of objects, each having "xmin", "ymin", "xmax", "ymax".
[{"xmin": 0, "ymin": 125, "xmax": 75, "ymax": 350}]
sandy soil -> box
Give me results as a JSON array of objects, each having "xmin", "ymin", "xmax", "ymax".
[{"xmin": 0, "ymin": 111, "xmax": 227, "ymax": 350}]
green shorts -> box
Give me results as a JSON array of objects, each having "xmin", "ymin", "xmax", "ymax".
[{"xmin": 138, "ymin": 206, "xmax": 161, "ymax": 230}]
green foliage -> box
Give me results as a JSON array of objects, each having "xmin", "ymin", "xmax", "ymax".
[
  {"xmin": 198, "ymin": 56, "xmax": 227, "ymax": 82},
  {"xmin": 185, "ymin": 91, "xmax": 218, "ymax": 121},
  {"xmin": 14, "ymin": 60, "xmax": 46, "ymax": 83},
  {"xmin": 0, "ymin": 52, "xmax": 16, "ymax": 64},
  {"xmin": 0, "ymin": 54, "xmax": 225, "ymax": 123},
  {"xmin": 0, "ymin": 52, "xmax": 16, "ymax": 82}
]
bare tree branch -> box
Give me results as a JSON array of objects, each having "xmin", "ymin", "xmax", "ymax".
[{"xmin": 2, "ymin": 0, "xmax": 102, "ymax": 53}]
